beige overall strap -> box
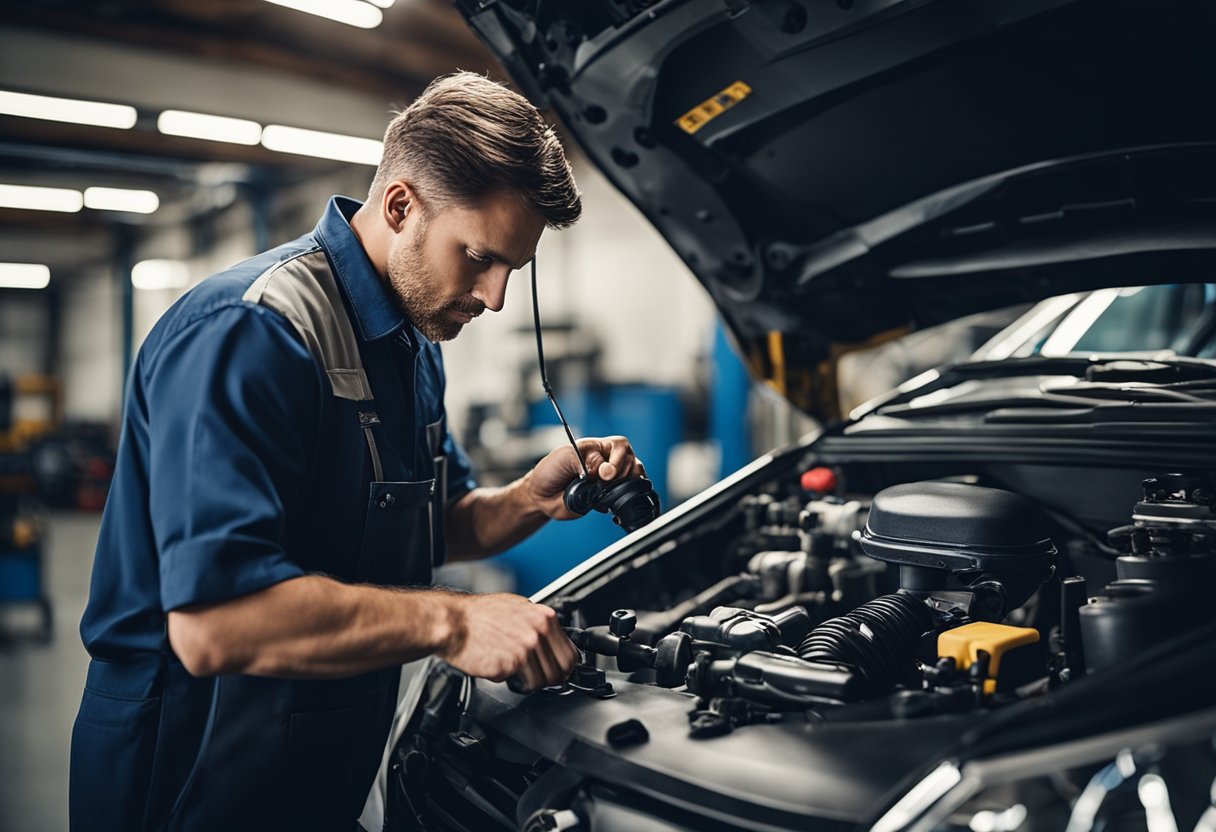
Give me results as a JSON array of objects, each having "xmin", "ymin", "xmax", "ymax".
[
  {"xmin": 242, "ymin": 249, "xmax": 373, "ymax": 402},
  {"xmin": 242, "ymin": 249, "xmax": 384, "ymax": 480}
]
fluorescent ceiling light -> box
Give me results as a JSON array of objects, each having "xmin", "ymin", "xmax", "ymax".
[
  {"xmin": 262, "ymin": 0, "xmax": 383, "ymax": 29},
  {"xmin": 0, "ymin": 89, "xmax": 137, "ymax": 129},
  {"xmin": 131, "ymin": 260, "xmax": 189, "ymax": 291},
  {"xmin": 0, "ymin": 183, "xmax": 83, "ymax": 213},
  {"xmin": 158, "ymin": 110, "xmax": 262, "ymax": 145},
  {"xmin": 84, "ymin": 187, "xmax": 160, "ymax": 214},
  {"xmin": 0, "ymin": 263, "xmax": 51, "ymax": 290},
  {"xmin": 364, "ymin": 0, "xmax": 395, "ymax": 7},
  {"xmin": 260, "ymin": 124, "xmax": 382, "ymax": 166}
]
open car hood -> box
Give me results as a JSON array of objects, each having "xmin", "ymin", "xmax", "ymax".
[{"xmin": 455, "ymin": 0, "xmax": 1216, "ymax": 419}]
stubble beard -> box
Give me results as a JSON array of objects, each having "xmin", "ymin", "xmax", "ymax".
[{"xmin": 387, "ymin": 226, "xmax": 484, "ymax": 343}]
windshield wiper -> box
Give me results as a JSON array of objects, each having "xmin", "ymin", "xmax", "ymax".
[
  {"xmin": 1033, "ymin": 383, "xmax": 1213, "ymax": 403},
  {"xmin": 877, "ymin": 392, "xmax": 1216, "ymax": 421},
  {"xmin": 861, "ymin": 357, "xmax": 1216, "ymax": 416},
  {"xmin": 956, "ymin": 356, "xmax": 1216, "ymax": 382}
]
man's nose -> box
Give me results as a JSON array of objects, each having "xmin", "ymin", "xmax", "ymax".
[{"xmin": 471, "ymin": 264, "xmax": 510, "ymax": 313}]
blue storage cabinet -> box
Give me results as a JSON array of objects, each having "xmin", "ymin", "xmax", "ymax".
[{"xmin": 0, "ymin": 515, "xmax": 52, "ymax": 641}]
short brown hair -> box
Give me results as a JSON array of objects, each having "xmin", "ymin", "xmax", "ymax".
[{"xmin": 369, "ymin": 72, "xmax": 581, "ymax": 229}]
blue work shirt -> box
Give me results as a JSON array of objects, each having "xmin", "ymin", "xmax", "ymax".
[{"xmin": 70, "ymin": 196, "xmax": 477, "ymax": 830}]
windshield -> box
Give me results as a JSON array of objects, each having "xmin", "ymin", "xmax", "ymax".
[{"xmin": 978, "ymin": 284, "xmax": 1216, "ymax": 361}]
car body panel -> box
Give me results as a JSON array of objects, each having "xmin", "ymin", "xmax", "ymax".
[
  {"xmin": 457, "ymin": 0, "xmax": 1216, "ymax": 419},
  {"xmin": 383, "ymin": 5, "xmax": 1216, "ymax": 831}
]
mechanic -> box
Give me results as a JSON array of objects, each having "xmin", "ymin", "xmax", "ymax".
[{"xmin": 69, "ymin": 72, "xmax": 642, "ymax": 831}]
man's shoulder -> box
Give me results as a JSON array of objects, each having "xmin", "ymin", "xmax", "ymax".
[
  {"xmin": 150, "ymin": 236, "xmax": 323, "ymax": 341},
  {"xmin": 136, "ymin": 235, "xmax": 329, "ymax": 377}
]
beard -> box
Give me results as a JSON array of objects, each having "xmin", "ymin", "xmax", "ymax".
[{"xmin": 386, "ymin": 225, "xmax": 485, "ymax": 343}]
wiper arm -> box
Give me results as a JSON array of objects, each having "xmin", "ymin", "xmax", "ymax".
[
  {"xmin": 878, "ymin": 391, "xmax": 1216, "ymax": 420},
  {"xmin": 859, "ymin": 356, "xmax": 1216, "ymax": 417},
  {"xmin": 1046, "ymin": 382, "xmax": 1212, "ymax": 403},
  {"xmin": 957, "ymin": 356, "xmax": 1216, "ymax": 383},
  {"xmin": 984, "ymin": 403, "xmax": 1216, "ymax": 424}
]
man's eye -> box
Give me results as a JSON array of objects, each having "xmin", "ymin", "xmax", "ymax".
[{"xmin": 467, "ymin": 251, "xmax": 492, "ymax": 265}]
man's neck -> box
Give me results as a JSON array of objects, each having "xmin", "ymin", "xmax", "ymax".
[{"xmin": 349, "ymin": 202, "xmax": 389, "ymax": 279}]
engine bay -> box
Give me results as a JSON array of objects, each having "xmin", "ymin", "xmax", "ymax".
[
  {"xmin": 549, "ymin": 465, "xmax": 1215, "ymax": 730},
  {"xmin": 393, "ymin": 451, "xmax": 1216, "ymax": 831}
]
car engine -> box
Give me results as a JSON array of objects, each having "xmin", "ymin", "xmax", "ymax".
[
  {"xmin": 549, "ymin": 471, "xmax": 1214, "ymax": 730},
  {"xmin": 391, "ymin": 459, "xmax": 1216, "ymax": 831}
]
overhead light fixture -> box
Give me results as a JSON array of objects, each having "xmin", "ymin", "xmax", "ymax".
[
  {"xmin": 131, "ymin": 259, "xmax": 189, "ymax": 291},
  {"xmin": 260, "ymin": 124, "xmax": 382, "ymax": 166},
  {"xmin": 157, "ymin": 109, "xmax": 263, "ymax": 146},
  {"xmin": 261, "ymin": 0, "xmax": 383, "ymax": 29},
  {"xmin": 0, "ymin": 183, "xmax": 83, "ymax": 213},
  {"xmin": 0, "ymin": 89, "xmax": 137, "ymax": 129},
  {"xmin": 84, "ymin": 187, "xmax": 160, "ymax": 214},
  {"xmin": 0, "ymin": 263, "xmax": 51, "ymax": 290},
  {"xmin": 364, "ymin": 0, "xmax": 395, "ymax": 7}
]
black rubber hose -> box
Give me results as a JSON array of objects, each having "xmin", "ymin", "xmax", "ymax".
[{"xmin": 797, "ymin": 593, "xmax": 934, "ymax": 699}]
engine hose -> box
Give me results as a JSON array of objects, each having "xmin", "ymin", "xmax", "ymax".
[{"xmin": 796, "ymin": 593, "xmax": 934, "ymax": 699}]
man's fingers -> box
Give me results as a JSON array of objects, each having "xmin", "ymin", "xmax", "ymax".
[
  {"xmin": 570, "ymin": 437, "xmax": 640, "ymax": 483},
  {"xmin": 517, "ymin": 639, "xmax": 574, "ymax": 691},
  {"xmin": 542, "ymin": 610, "xmax": 578, "ymax": 682},
  {"xmin": 521, "ymin": 651, "xmax": 547, "ymax": 692},
  {"xmin": 521, "ymin": 605, "xmax": 578, "ymax": 690},
  {"xmin": 548, "ymin": 618, "xmax": 579, "ymax": 676},
  {"xmin": 578, "ymin": 442, "xmax": 605, "ymax": 476},
  {"xmin": 565, "ymin": 443, "xmax": 591, "ymax": 474},
  {"xmin": 534, "ymin": 631, "xmax": 571, "ymax": 688},
  {"xmin": 603, "ymin": 437, "xmax": 634, "ymax": 481}
]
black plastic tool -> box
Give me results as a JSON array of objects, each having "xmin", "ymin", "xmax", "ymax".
[{"xmin": 529, "ymin": 259, "xmax": 660, "ymax": 533}]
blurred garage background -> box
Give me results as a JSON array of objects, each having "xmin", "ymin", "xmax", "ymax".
[{"xmin": 0, "ymin": 2, "xmax": 836, "ymax": 827}]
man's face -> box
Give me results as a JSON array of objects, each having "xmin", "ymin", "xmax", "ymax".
[{"xmin": 386, "ymin": 188, "xmax": 546, "ymax": 342}]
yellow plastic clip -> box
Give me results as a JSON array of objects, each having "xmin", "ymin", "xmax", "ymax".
[{"xmin": 937, "ymin": 622, "xmax": 1039, "ymax": 695}]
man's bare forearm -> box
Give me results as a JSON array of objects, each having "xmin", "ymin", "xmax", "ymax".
[
  {"xmin": 167, "ymin": 575, "xmax": 465, "ymax": 678},
  {"xmin": 167, "ymin": 573, "xmax": 577, "ymax": 690},
  {"xmin": 445, "ymin": 475, "xmax": 549, "ymax": 561}
]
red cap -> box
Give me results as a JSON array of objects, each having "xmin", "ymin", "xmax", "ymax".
[{"xmin": 800, "ymin": 467, "xmax": 838, "ymax": 495}]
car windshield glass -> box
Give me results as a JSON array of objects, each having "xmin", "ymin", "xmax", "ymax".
[{"xmin": 1031, "ymin": 284, "xmax": 1216, "ymax": 357}]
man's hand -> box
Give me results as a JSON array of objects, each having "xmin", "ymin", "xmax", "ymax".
[
  {"xmin": 166, "ymin": 576, "xmax": 578, "ymax": 687},
  {"xmin": 525, "ymin": 436, "xmax": 646, "ymax": 520},
  {"xmin": 438, "ymin": 593, "xmax": 578, "ymax": 691},
  {"xmin": 444, "ymin": 436, "xmax": 646, "ymax": 560}
]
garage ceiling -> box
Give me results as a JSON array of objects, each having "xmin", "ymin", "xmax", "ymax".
[{"xmin": 0, "ymin": 0, "xmax": 500, "ymax": 278}]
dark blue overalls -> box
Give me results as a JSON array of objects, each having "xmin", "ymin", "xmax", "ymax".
[{"xmin": 69, "ymin": 196, "xmax": 475, "ymax": 831}]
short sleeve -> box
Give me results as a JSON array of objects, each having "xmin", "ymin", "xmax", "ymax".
[{"xmin": 143, "ymin": 305, "xmax": 321, "ymax": 610}]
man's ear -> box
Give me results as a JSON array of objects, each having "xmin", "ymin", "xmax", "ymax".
[{"xmin": 382, "ymin": 180, "xmax": 416, "ymax": 232}]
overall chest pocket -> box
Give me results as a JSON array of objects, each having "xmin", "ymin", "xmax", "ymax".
[{"xmin": 354, "ymin": 479, "xmax": 435, "ymax": 586}]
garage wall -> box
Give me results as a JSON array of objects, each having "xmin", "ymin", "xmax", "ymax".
[
  {"xmin": 440, "ymin": 157, "xmax": 717, "ymax": 438},
  {"xmin": 47, "ymin": 152, "xmax": 719, "ymax": 441},
  {"xmin": 60, "ymin": 267, "xmax": 122, "ymax": 424},
  {"xmin": 0, "ymin": 292, "xmax": 49, "ymax": 379},
  {"xmin": 122, "ymin": 167, "xmax": 371, "ymax": 360}
]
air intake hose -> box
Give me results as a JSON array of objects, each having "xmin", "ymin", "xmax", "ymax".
[{"xmin": 797, "ymin": 593, "xmax": 934, "ymax": 699}]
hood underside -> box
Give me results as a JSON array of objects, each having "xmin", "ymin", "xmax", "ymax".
[{"xmin": 458, "ymin": 0, "xmax": 1216, "ymax": 419}]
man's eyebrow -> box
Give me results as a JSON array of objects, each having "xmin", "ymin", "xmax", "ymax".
[{"xmin": 468, "ymin": 245, "xmax": 535, "ymax": 271}]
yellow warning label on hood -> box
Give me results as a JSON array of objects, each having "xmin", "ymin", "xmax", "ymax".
[{"xmin": 676, "ymin": 81, "xmax": 752, "ymax": 135}]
